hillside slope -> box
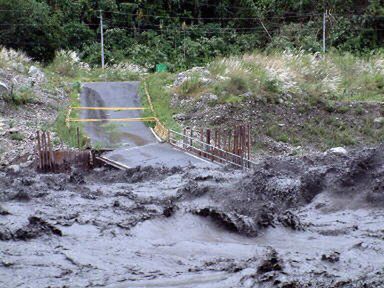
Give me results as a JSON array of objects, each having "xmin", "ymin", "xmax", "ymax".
[{"xmin": 147, "ymin": 51, "xmax": 384, "ymax": 156}]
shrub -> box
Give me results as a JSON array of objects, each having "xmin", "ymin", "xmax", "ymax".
[
  {"xmin": 10, "ymin": 132, "xmax": 24, "ymax": 141},
  {"xmin": 5, "ymin": 86, "xmax": 34, "ymax": 105},
  {"xmin": 178, "ymin": 74, "xmax": 203, "ymax": 97}
]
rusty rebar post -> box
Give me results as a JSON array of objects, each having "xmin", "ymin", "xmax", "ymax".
[
  {"xmin": 183, "ymin": 128, "xmax": 186, "ymax": 149},
  {"xmin": 77, "ymin": 126, "xmax": 80, "ymax": 148},
  {"xmin": 36, "ymin": 131, "xmax": 42, "ymax": 171},
  {"xmin": 47, "ymin": 132, "xmax": 53, "ymax": 171},
  {"xmin": 190, "ymin": 128, "xmax": 193, "ymax": 150},
  {"xmin": 247, "ymin": 124, "xmax": 251, "ymax": 167},
  {"xmin": 199, "ymin": 128, "xmax": 203, "ymax": 156},
  {"xmin": 206, "ymin": 129, "xmax": 211, "ymax": 160}
]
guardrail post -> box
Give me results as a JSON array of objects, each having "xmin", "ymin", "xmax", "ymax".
[
  {"xmin": 200, "ymin": 128, "xmax": 203, "ymax": 156},
  {"xmin": 206, "ymin": 129, "xmax": 211, "ymax": 160},
  {"xmin": 183, "ymin": 128, "xmax": 186, "ymax": 149},
  {"xmin": 190, "ymin": 128, "xmax": 193, "ymax": 150}
]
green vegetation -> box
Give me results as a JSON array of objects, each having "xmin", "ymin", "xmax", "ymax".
[
  {"xmin": 9, "ymin": 132, "xmax": 24, "ymax": 141},
  {"xmin": 45, "ymin": 51, "xmax": 141, "ymax": 82},
  {"xmin": 53, "ymin": 83, "xmax": 85, "ymax": 148},
  {"xmin": 141, "ymin": 74, "xmax": 180, "ymax": 132},
  {"xmin": 5, "ymin": 86, "xmax": 35, "ymax": 106},
  {"xmin": 162, "ymin": 50, "xmax": 384, "ymax": 151},
  {"xmin": 195, "ymin": 51, "xmax": 384, "ymax": 104},
  {"xmin": 44, "ymin": 51, "xmax": 142, "ymax": 148},
  {"xmin": 1, "ymin": 1, "xmax": 383, "ymax": 69}
]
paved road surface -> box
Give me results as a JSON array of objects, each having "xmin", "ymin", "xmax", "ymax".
[{"xmin": 80, "ymin": 82, "xmax": 215, "ymax": 168}]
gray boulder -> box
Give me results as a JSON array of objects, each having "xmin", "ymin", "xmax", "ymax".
[
  {"xmin": 327, "ymin": 147, "xmax": 348, "ymax": 156},
  {"xmin": 28, "ymin": 66, "xmax": 45, "ymax": 82},
  {"xmin": 173, "ymin": 113, "xmax": 188, "ymax": 121},
  {"xmin": 373, "ymin": 117, "xmax": 384, "ymax": 129},
  {"xmin": 0, "ymin": 81, "xmax": 8, "ymax": 96},
  {"xmin": 12, "ymin": 63, "xmax": 25, "ymax": 73}
]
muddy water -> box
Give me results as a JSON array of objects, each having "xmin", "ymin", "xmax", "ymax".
[{"xmin": 1, "ymin": 146, "xmax": 384, "ymax": 287}]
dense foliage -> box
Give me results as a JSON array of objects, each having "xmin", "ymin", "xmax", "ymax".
[{"xmin": 0, "ymin": 0, "xmax": 383, "ymax": 69}]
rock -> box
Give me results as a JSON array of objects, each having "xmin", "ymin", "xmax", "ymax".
[
  {"xmin": 173, "ymin": 67, "xmax": 211, "ymax": 87},
  {"xmin": 0, "ymin": 81, "xmax": 9, "ymax": 98},
  {"xmin": 20, "ymin": 160, "xmax": 33, "ymax": 168},
  {"xmin": 257, "ymin": 248, "xmax": 283, "ymax": 274},
  {"xmin": 7, "ymin": 164, "xmax": 21, "ymax": 173},
  {"xmin": 7, "ymin": 128, "xmax": 19, "ymax": 134},
  {"xmin": 327, "ymin": 147, "xmax": 348, "ymax": 156},
  {"xmin": 28, "ymin": 65, "xmax": 45, "ymax": 82},
  {"xmin": 201, "ymin": 93, "xmax": 218, "ymax": 102},
  {"xmin": 0, "ymin": 205, "xmax": 10, "ymax": 216},
  {"xmin": 373, "ymin": 117, "xmax": 384, "ymax": 129},
  {"xmin": 12, "ymin": 63, "xmax": 25, "ymax": 73},
  {"xmin": 321, "ymin": 251, "xmax": 340, "ymax": 263},
  {"xmin": 241, "ymin": 92, "xmax": 253, "ymax": 98},
  {"xmin": 173, "ymin": 113, "xmax": 188, "ymax": 121},
  {"xmin": 2, "ymin": 260, "xmax": 14, "ymax": 267},
  {"xmin": 217, "ymin": 75, "xmax": 230, "ymax": 81}
]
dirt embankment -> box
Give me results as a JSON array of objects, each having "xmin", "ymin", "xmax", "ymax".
[{"xmin": 1, "ymin": 145, "xmax": 384, "ymax": 287}]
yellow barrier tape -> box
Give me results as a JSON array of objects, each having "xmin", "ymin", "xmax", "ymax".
[
  {"xmin": 65, "ymin": 107, "xmax": 73, "ymax": 128},
  {"xmin": 144, "ymin": 81, "xmax": 155, "ymax": 113},
  {"xmin": 71, "ymin": 107, "xmax": 147, "ymax": 111},
  {"xmin": 67, "ymin": 117, "xmax": 157, "ymax": 123}
]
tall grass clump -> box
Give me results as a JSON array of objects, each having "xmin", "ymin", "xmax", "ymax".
[
  {"xmin": 205, "ymin": 50, "xmax": 384, "ymax": 104},
  {"xmin": 0, "ymin": 47, "xmax": 31, "ymax": 69},
  {"xmin": 141, "ymin": 73, "xmax": 180, "ymax": 131}
]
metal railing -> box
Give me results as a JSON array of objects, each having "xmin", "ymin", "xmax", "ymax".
[{"xmin": 168, "ymin": 129, "xmax": 256, "ymax": 169}]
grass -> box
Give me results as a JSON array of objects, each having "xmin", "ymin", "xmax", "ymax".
[
  {"xmin": 4, "ymin": 86, "xmax": 35, "ymax": 106},
  {"xmin": 176, "ymin": 73, "xmax": 204, "ymax": 97},
  {"xmin": 45, "ymin": 51, "xmax": 143, "ymax": 148},
  {"xmin": 141, "ymin": 73, "xmax": 180, "ymax": 132},
  {"xmin": 53, "ymin": 83, "xmax": 87, "ymax": 148},
  {"xmin": 167, "ymin": 50, "xmax": 384, "ymax": 152},
  {"xmin": 10, "ymin": 132, "xmax": 24, "ymax": 141},
  {"xmin": 205, "ymin": 50, "xmax": 384, "ymax": 104}
]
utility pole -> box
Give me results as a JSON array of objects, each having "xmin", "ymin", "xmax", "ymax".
[
  {"xmin": 322, "ymin": 10, "xmax": 327, "ymax": 53},
  {"xmin": 99, "ymin": 10, "xmax": 105, "ymax": 69}
]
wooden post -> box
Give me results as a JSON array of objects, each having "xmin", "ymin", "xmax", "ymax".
[
  {"xmin": 200, "ymin": 128, "xmax": 203, "ymax": 156},
  {"xmin": 214, "ymin": 129, "xmax": 217, "ymax": 159},
  {"xmin": 77, "ymin": 127, "xmax": 80, "ymax": 148},
  {"xmin": 233, "ymin": 126, "xmax": 238, "ymax": 163},
  {"xmin": 217, "ymin": 129, "xmax": 221, "ymax": 162},
  {"xmin": 248, "ymin": 124, "xmax": 251, "ymax": 165},
  {"xmin": 206, "ymin": 129, "xmax": 211, "ymax": 160},
  {"xmin": 41, "ymin": 132, "xmax": 46, "ymax": 171},
  {"xmin": 190, "ymin": 128, "xmax": 193, "ymax": 151},
  {"xmin": 228, "ymin": 130, "xmax": 231, "ymax": 161},
  {"xmin": 183, "ymin": 128, "xmax": 186, "ymax": 149},
  {"xmin": 36, "ymin": 131, "xmax": 42, "ymax": 170},
  {"xmin": 47, "ymin": 132, "xmax": 52, "ymax": 170}
]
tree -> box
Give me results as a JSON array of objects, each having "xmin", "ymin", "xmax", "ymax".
[{"xmin": 0, "ymin": 0, "xmax": 63, "ymax": 62}]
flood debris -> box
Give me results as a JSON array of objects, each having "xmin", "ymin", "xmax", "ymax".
[
  {"xmin": 1, "ymin": 145, "xmax": 384, "ymax": 287},
  {"xmin": 0, "ymin": 216, "xmax": 62, "ymax": 241},
  {"xmin": 321, "ymin": 251, "xmax": 340, "ymax": 263}
]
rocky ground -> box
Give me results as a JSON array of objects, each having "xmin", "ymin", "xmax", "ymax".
[
  {"xmin": 1, "ymin": 145, "xmax": 384, "ymax": 287},
  {"xmin": 0, "ymin": 49, "xmax": 66, "ymax": 167},
  {"xmin": 169, "ymin": 66, "xmax": 384, "ymax": 156}
]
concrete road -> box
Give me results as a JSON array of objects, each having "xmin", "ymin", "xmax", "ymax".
[{"xmin": 80, "ymin": 82, "xmax": 215, "ymax": 168}]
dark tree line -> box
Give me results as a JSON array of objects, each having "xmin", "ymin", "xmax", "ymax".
[{"xmin": 0, "ymin": 0, "xmax": 383, "ymax": 69}]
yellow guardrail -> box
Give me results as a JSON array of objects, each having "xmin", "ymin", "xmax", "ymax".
[
  {"xmin": 71, "ymin": 107, "xmax": 147, "ymax": 111},
  {"xmin": 153, "ymin": 118, "xmax": 169, "ymax": 141},
  {"xmin": 67, "ymin": 117, "xmax": 157, "ymax": 123},
  {"xmin": 65, "ymin": 81, "xmax": 170, "ymax": 142},
  {"xmin": 65, "ymin": 106, "xmax": 73, "ymax": 128},
  {"xmin": 144, "ymin": 81, "xmax": 155, "ymax": 113}
]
